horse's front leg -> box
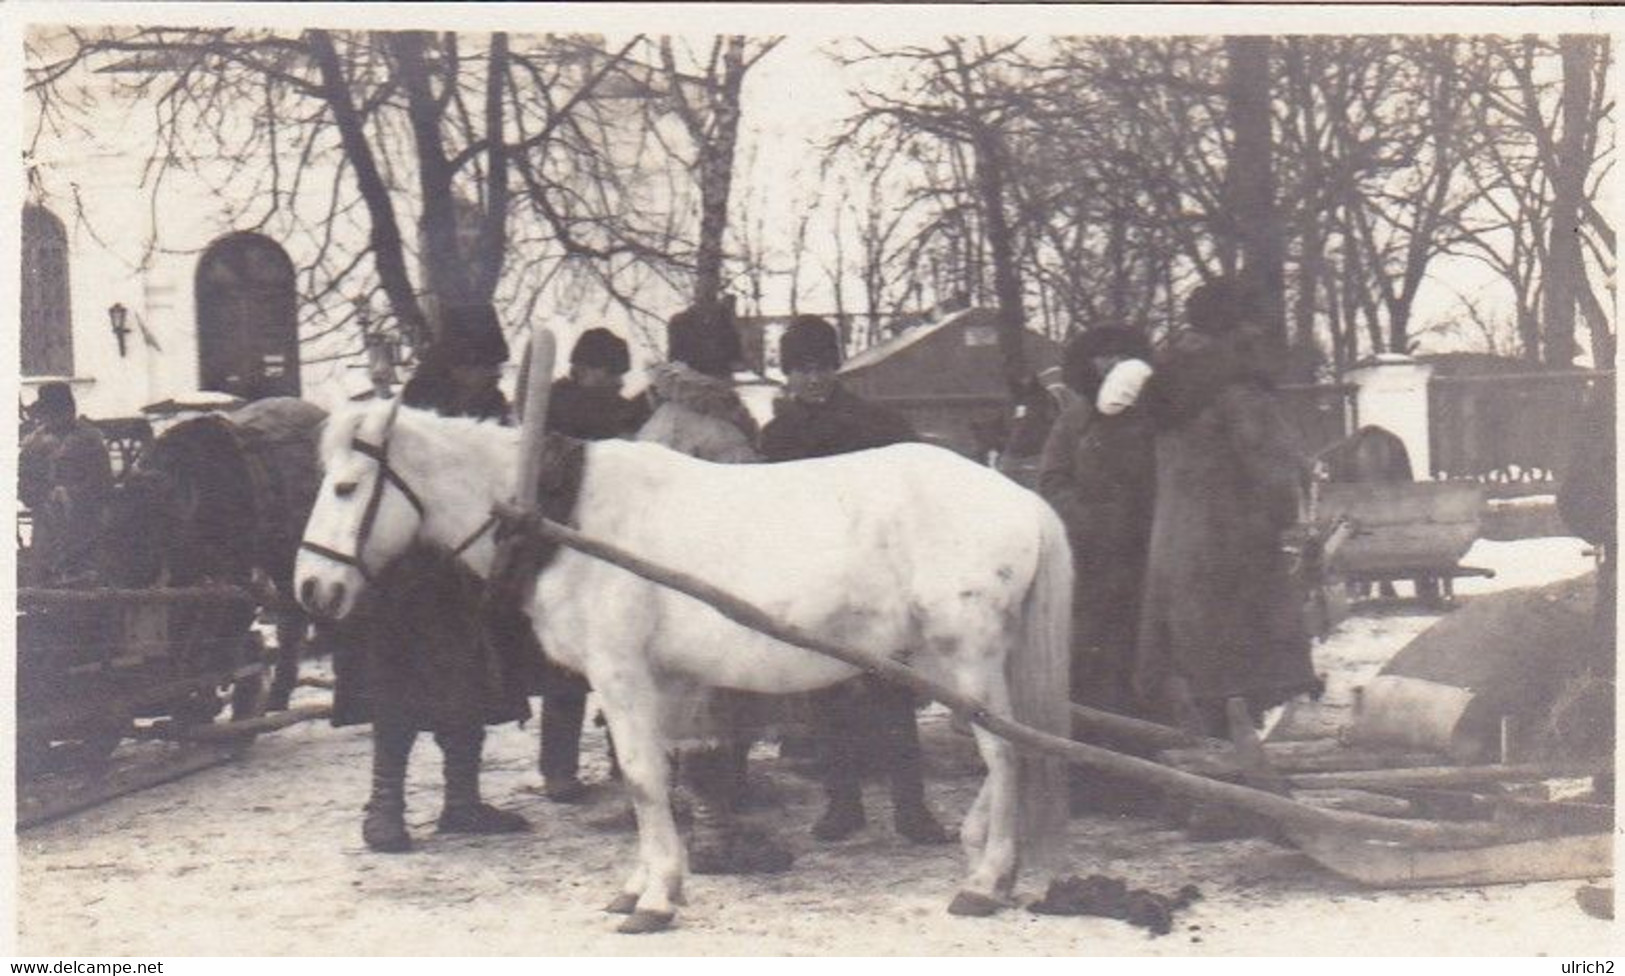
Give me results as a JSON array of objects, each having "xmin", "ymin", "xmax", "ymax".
[{"xmin": 594, "ymin": 672, "xmax": 685, "ymax": 934}]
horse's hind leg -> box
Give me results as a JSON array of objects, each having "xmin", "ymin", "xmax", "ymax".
[
  {"xmin": 594, "ymin": 675, "xmax": 685, "ymax": 934},
  {"xmin": 948, "ymin": 674, "xmax": 1019, "ymax": 917}
]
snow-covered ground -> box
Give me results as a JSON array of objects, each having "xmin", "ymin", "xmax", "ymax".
[{"xmin": 8, "ymin": 537, "xmax": 1617, "ymax": 956}]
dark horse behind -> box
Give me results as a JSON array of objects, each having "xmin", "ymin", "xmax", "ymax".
[
  {"xmin": 1314, "ymin": 424, "xmax": 1441, "ymax": 602},
  {"xmin": 105, "ymin": 397, "xmax": 329, "ymax": 709}
]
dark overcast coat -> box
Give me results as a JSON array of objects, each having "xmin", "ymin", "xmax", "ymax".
[{"xmin": 1134, "ymin": 330, "xmax": 1318, "ymax": 725}]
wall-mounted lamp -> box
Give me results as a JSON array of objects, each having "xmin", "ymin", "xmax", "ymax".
[{"xmin": 108, "ymin": 302, "xmax": 131, "ymax": 358}]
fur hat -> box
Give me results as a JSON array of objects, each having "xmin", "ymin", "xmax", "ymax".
[
  {"xmin": 667, "ymin": 302, "xmax": 741, "ymax": 380},
  {"xmin": 1185, "ymin": 276, "xmax": 1261, "ymax": 336},
  {"xmin": 1062, "ymin": 326, "xmax": 1152, "ymax": 397},
  {"xmin": 32, "ymin": 381, "xmax": 76, "ymax": 419},
  {"xmin": 779, "ymin": 316, "xmax": 842, "ymax": 373},
  {"xmin": 571, "ymin": 328, "xmax": 631, "ymax": 374},
  {"xmin": 435, "ymin": 303, "xmax": 510, "ymax": 367}
]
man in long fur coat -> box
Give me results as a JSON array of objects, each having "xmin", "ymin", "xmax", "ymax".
[{"xmin": 1135, "ymin": 278, "xmax": 1321, "ymax": 737}]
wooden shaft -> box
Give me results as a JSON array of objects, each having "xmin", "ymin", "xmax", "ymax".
[
  {"xmin": 168, "ymin": 703, "xmax": 334, "ymax": 741},
  {"xmin": 1070, "ymin": 702, "xmax": 1221, "ymax": 752},
  {"xmin": 19, "ymin": 586, "xmax": 256, "ymax": 607},
  {"xmin": 513, "ymin": 330, "xmax": 557, "ymax": 510},
  {"xmin": 493, "ymin": 504, "xmax": 1516, "ymax": 849}
]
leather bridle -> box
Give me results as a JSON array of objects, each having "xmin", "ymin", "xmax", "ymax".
[
  {"xmin": 298, "ymin": 400, "xmax": 503, "ymax": 583},
  {"xmin": 298, "ymin": 400, "xmax": 424, "ymax": 583}
]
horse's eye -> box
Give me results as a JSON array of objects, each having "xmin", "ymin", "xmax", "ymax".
[{"xmin": 334, "ymin": 481, "xmax": 358, "ymax": 498}]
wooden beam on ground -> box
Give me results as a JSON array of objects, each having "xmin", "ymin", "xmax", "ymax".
[
  {"xmin": 1291, "ymin": 762, "xmax": 1603, "ymax": 791},
  {"xmin": 164, "ymin": 703, "xmax": 333, "ymax": 742},
  {"xmin": 17, "ymin": 744, "xmax": 238, "ymax": 830}
]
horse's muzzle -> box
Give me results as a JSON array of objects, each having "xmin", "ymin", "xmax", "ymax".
[{"xmin": 298, "ymin": 574, "xmax": 352, "ymax": 622}]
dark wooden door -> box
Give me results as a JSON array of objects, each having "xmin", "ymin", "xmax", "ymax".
[
  {"xmin": 195, "ymin": 233, "xmax": 299, "ymax": 399},
  {"xmin": 22, "ymin": 204, "xmax": 73, "ymax": 377}
]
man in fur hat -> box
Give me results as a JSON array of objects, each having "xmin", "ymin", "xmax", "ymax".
[
  {"xmin": 20, "ymin": 382, "xmax": 114, "ymax": 584},
  {"xmin": 1039, "ymin": 326, "xmax": 1161, "ymax": 815},
  {"xmin": 1136, "ymin": 278, "xmax": 1318, "ymax": 738},
  {"xmin": 332, "ymin": 302, "xmax": 532, "ymax": 853},
  {"xmin": 633, "ymin": 299, "xmax": 792, "ymax": 874},
  {"xmin": 758, "ymin": 316, "xmax": 949, "ymax": 844},
  {"xmin": 535, "ymin": 327, "xmax": 648, "ymax": 801}
]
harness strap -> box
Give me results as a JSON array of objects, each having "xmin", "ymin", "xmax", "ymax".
[
  {"xmin": 298, "ymin": 540, "xmax": 374, "ymax": 582},
  {"xmin": 352, "ymin": 439, "xmax": 425, "ymax": 516},
  {"xmin": 452, "ymin": 514, "xmax": 499, "ymax": 559}
]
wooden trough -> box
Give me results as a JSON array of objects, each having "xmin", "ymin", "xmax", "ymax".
[{"xmin": 1315, "ymin": 481, "xmax": 1495, "ymax": 601}]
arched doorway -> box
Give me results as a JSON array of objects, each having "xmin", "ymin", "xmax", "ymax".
[
  {"xmin": 195, "ymin": 232, "xmax": 299, "ymax": 399},
  {"xmin": 22, "ymin": 204, "xmax": 73, "ymax": 377}
]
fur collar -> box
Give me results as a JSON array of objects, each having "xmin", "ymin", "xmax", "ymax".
[{"xmin": 645, "ymin": 362, "xmax": 759, "ymax": 439}]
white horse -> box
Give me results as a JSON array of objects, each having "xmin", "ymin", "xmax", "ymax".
[{"xmin": 295, "ymin": 398, "xmax": 1073, "ymax": 933}]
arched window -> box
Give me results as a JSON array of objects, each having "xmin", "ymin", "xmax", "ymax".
[
  {"xmin": 22, "ymin": 204, "xmax": 73, "ymax": 377},
  {"xmin": 195, "ymin": 232, "xmax": 300, "ymax": 400}
]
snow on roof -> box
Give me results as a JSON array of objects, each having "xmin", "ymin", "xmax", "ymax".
[{"xmin": 839, "ymin": 307, "xmax": 989, "ymax": 375}]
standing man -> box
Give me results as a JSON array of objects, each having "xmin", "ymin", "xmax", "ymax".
[
  {"xmin": 628, "ymin": 301, "xmax": 789, "ymax": 874},
  {"xmin": 535, "ymin": 327, "xmax": 646, "ymax": 802},
  {"xmin": 1038, "ymin": 326, "xmax": 1157, "ymax": 716},
  {"xmin": 19, "ymin": 382, "xmax": 114, "ymax": 585},
  {"xmin": 1136, "ymin": 277, "xmax": 1319, "ymax": 738},
  {"xmin": 332, "ymin": 303, "xmax": 532, "ymax": 853},
  {"xmin": 759, "ymin": 316, "xmax": 949, "ymax": 844}
]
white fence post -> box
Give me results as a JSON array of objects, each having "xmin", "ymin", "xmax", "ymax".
[{"xmin": 1346, "ymin": 354, "xmax": 1435, "ymax": 478}]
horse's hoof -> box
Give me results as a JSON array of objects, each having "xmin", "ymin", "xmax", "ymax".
[
  {"xmin": 947, "ymin": 891, "xmax": 1004, "ymax": 917},
  {"xmin": 616, "ymin": 910, "xmax": 675, "ymax": 934},
  {"xmin": 604, "ymin": 893, "xmax": 639, "ymax": 915}
]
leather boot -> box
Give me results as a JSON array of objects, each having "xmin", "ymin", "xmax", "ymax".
[
  {"xmin": 540, "ymin": 686, "xmax": 589, "ymax": 802},
  {"xmin": 363, "ymin": 720, "xmax": 415, "ymax": 853},
  {"xmin": 877, "ymin": 683, "xmax": 949, "ymax": 844},
  {"xmin": 811, "ymin": 683, "xmax": 866, "ymax": 841},
  {"xmin": 436, "ymin": 726, "xmax": 530, "ymax": 834}
]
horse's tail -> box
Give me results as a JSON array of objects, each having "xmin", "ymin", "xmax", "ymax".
[{"xmin": 1010, "ymin": 503, "xmax": 1074, "ymax": 882}]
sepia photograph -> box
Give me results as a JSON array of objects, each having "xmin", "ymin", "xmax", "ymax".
[{"xmin": 4, "ymin": 1, "xmax": 1619, "ymax": 958}]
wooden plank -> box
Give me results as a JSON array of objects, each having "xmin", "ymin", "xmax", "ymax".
[
  {"xmin": 1292, "ymin": 762, "xmax": 1602, "ymax": 791},
  {"xmin": 1317, "ymin": 482, "xmax": 1485, "ymax": 526},
  {"xmin": 1288, "ymin": 828, "xmax": 1611, "ymax": 887},
  {"xmin": 17, "ymin": 744, "xmax": 239, "ymax": 830},
  {"xmin": 1161, "ymin": 740, "xmax": 1447, "ymax": 776}
]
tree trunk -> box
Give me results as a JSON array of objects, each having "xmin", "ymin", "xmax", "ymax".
[
  {"xmin": 692, "ymin": 37, "xmax": 748, "ymax": 316},
  {"xmin": 1226, "ymin": 36, "xmax": 1287, "ymax": 351},
  {"xmin": 306, "ymin": 30, "xmax": 428, "ymax": 347},
  {"xmin": 472, "ymin": 33, "xmax": 510, "ymax": 302},
  {"xmin": 972, "ymin": 130, "xmax": 1028, "ymax": 395},
  {"xmin": 390, "ymin": 31, "xmax": 472, "ymax": 315},
  {"xmin": 1543, "ymin": 34, "xmax": 1595, "ymax": 367}
]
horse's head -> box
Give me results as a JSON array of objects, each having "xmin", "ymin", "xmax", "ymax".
[{"xmin": 295, "ymin": 400, "xmax": 427, "ymax": 621}]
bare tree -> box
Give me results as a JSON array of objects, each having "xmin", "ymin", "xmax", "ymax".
[
  {"xmin": 835, "ymin": 37, "xmax": 1043, "ymax": 393},
  {"xmin": 640, "ymin": 35, "xmax": 782, "ymax": 316},
  {"xmin": 27, "ymin": 27, "xmax": 659, "ymax": 360}
]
